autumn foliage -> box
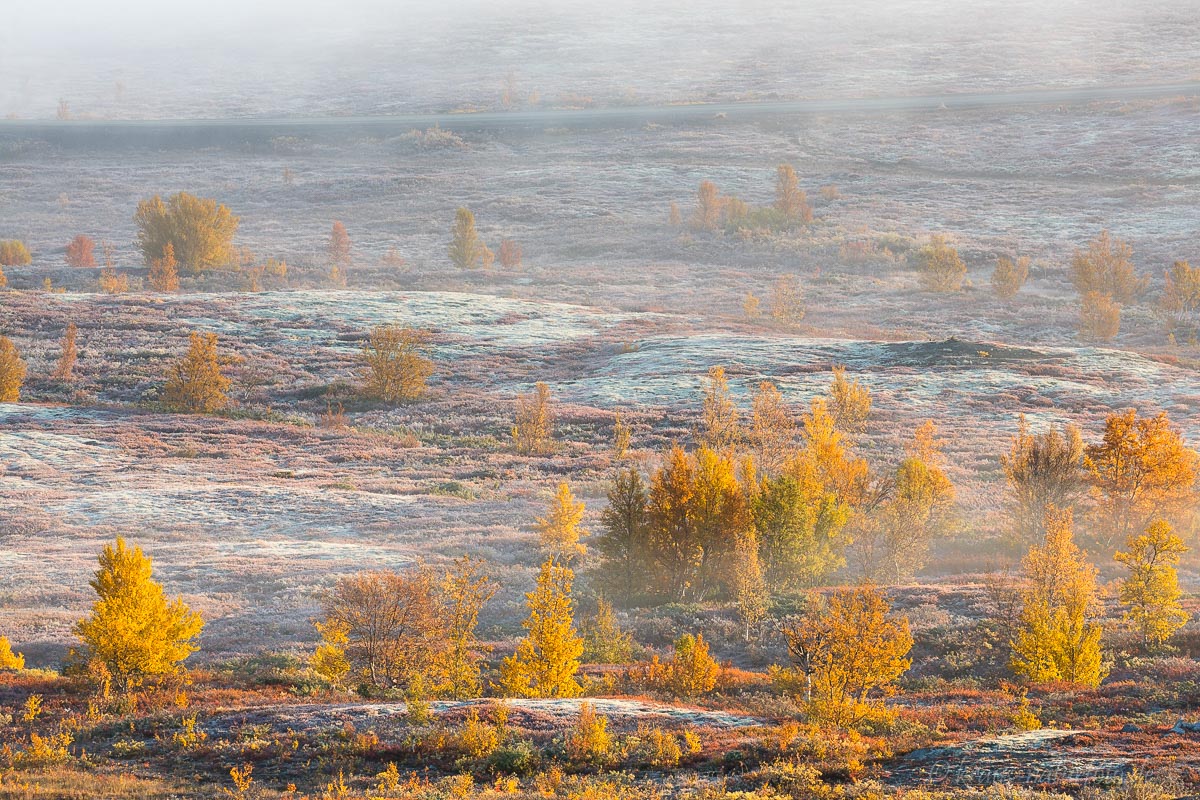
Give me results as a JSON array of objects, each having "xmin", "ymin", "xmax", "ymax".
[
  {"xmin": 1115, "ymin": 519, "xmax": 1189, "ymax": 649},
  {"xmin": 784, "ymin": 587, "xmax": 913, "ymax": 727},
  {"xmin": 53, "ymin": 322, "xmax": 78, "ymax": 381},
  {"xmin": 991, "ymin": 255, "xmax": 1030, "ymax": 300},
  {"xmin": 499, "ymin": 557, "xmax": 584, "ymax": 698},
  {"xmin": 691, "ymin": 181, "xmax": 723, "ymax": 232},
  {"xmin": 163, "ymin": 331, "xmax": 231, "ymax": 413},
  {"xmin": 1079, "ymin": 291, "xmax": 1121, "ymax": 341},
  {"xmin": 449, "ymin": 207, "xmax": 486, "ymax": 269},
  {"xmin": 65, "ymin": 234, "xmax": 97, "ymax": 268},
  {"xmin": 0, "ymin": 240, "xmax": 32, "ymax": 266},
  {"xmin": 828, "ymin": 366, "xmax": 871, "ymax": 436},
  {"xmin": 74, "ymin": 538, "xmax": 204, "ymax": 691},
  {"xmin": 0, "ymin": 336, "xmax": 28, "ymax": 402},
  {"xmin": 1084, "ymin": 409, "xmax": 1197, "ymax": 548},
  {"xmin": 1070, "ymin": 230, "xmax": 1145, "ymax": 304},
  {"xmin": 644, "ymin": 633, "xmax": 720, "ymax": 698},
  {"xmin": 537, "ymin": 482, "xmax": 588, "ymax": 559},
  {"xmin": 0, "ymin": 637, "xmax": 24, "ymax": 671},
  {"xmin": 512, "ymin": 382, "xmax": 554, "ymax": 454},
  {"xmin": 1010, "ymin": 507, "xmax": 1105, "ymax": 687},
  {"xmin": 318, "ymin": 560, "xmax": 494, "ymax": 695},
  {"xmin": 134, "ymin": 192, "xmax": 239, "ymax": 274},
  {"xmin": 329, "ymin": 221, "xmax": 352, "ymax": 268},
  {"xmin": 774, "ymin": 164, "xmax": 813, "ymax": 223},
  {"xmin": 1002, "ymin": 416, "xmax": 1084, "ymax": 545},
  {"xmin": 361, "ymin": 325, "xmax": 434, "ymax": 403},
  {"xmin": 148, "ymin": 241, "xmax": 180, "ymax": 292},
  {"xmin": 498, "ymin": 238, "xmax": 523, "ymax": 269},
  {"xmin": 917, "ymin": 234, "xmax": 966, "ymax": 292}
]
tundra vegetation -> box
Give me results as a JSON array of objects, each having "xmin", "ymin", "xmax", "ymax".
[{"xmin": 2, "ymin": 11, "xmax": 1200, "ymax": 797}]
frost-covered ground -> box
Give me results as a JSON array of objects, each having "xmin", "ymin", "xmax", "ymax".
[
  {"xmin": 208, "ymin": 698, "xmax": 761, "ymax": 737},
  {"xmin": 1, "ymin": 93, "xmax": 1197, "ymax": 359},
  {"xmin": 3, "ymin": 289, "xmax": 1199, "ymax": 661},
  {"xmin": 2, "ymin": 31, "xmax": 1199, "ymax": 667}
]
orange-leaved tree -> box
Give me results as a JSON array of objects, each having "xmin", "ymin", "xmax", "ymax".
[
  {"xmin": 65, "ymin": 234, "xmax": 96, "ymax": 268},
  {"xmin": 148, "ymin": 241, "xmax": 180, "ymax": 292},
  {"xmin": 1084, "ymin": 409, "xmax": 1198, "ymax": 548},
  {"xmin": 53, "ymin": 323, "xmax": 78, "ymax": 381}
]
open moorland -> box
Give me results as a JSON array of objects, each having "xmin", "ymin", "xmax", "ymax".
[{"xmin": 2, "ymin": 1, "xmax": 1200, "ymax": 798}]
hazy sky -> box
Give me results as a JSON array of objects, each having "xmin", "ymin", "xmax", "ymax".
[{"xmin": 2, "ymin": 0, "xmax": 1195, "ymax": 119}]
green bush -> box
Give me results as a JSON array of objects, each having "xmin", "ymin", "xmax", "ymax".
[{"xmin": 486, "ymin": 740, "xmax": 538, "ymax": 776}]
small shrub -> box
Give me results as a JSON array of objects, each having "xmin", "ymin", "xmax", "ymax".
[
  {"xmin": 1080, "ymin": 292, "xmax": 1121, "ymax": 342},
  {"xmin": 0, "ymin": 239, "xmax": 31, "ymax": 266},
  {"xmin": 361, "ymin": 325, "xmax": 434, "ymax": 404},
  {"xmin": 148, "ymin": 241, "xmax": 180, "ymax": 292},
  {"xmin": 581, "ymin": 600, "xmax": 636, "ymax": 664},
  {"xmin": 639, "ymin": 726, "xmax": 681, "ymax": 767},
  {"xmin": 53, "ymin": 322, "xmax": 78, "ymax": 381},
  {"xmin": 98, "ymin": 266, "xmax": 130, "ymax": 293},
  {"xmin": 0, "ymin": 336, "xmax": 27, "ymax": 402},
  {"xmin": 173, "ymin": 714, "xmax": 207, "ymax": 748},
  {"xmin": 14, "ymin": 731, "xmax": 73, "ymax": 767},
  {"xmin": 134, "ymin": 192, "xmax": 239, "ymax": 274},
  {"xmin": 485, "ymin": 739, "xmax": 538, "ymax": 776},
  {"xmin": 163, "ymin": 331, "xmax": 231, "ymax": 413},
  {"xmin": 512, "ymin": 382, "xmax": 554, "ymax": 455},
  {"xmin": 770, "ymin": 274, "xmax": 805, "ymax": 327},
  {"xmin": 691, "ymin": 181, "xmax": 722, "ymax": 232},
  {"xmin": 918, "ymin": 234, "xmax": 966, "ymax": 292},
  {"xmin": 458, "ymin": 708, "xmax": 501, "ymax": 760},
  {"xmin": 829, "ymin": 365, "xmax": 870, "ymax": 435},
  {"xmin": 449, "ymin": 207, "xmax": 485, "ymax": 269},
  {"xmin": 643, "ymin": 633, "xmax": 720, "ymax": 698},
  {"xmin": 23, "ymin": 695, "xmax": 43, "ymax": 722},
  {"xmin": 65, "ymin": 234, "xmax": 96, "ymax": 268},
  {"xmin": 0, "ymin": 636, "xmax": 25, "ymax": 670},
  {"xmin": 1071, "ymin": 230, "xmax": 1145, "ymax": 303},
  {"xmin": 742, "ymin": 292, "xmax": 762, "ymax": 320},
  {"xmin": 564, "ymin": 703, "xmax": 613, "ymax": 765},
  {"xmin": 1010, "ymin": 694, "xmax": 1041, "ymax": 731},
  {"xmin": 992, "ymin": 255, "xmax": 1030, "ymax": 300},
  {"xmin": 498, "ymin": 239, "xmax": 523, "ymax": 269}
]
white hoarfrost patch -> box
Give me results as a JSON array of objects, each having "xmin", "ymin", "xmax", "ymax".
[
  {"xmin": 0, "ymin": 430, "xmax": 124, "ymax": 473},
  {"xmin": 170, "ymin": 290, "xmax": 646, "ymax": 354},
  {"xmin": 208, "ymin": 697, "xmax": 761, "ymax": 735},
  {"xmin": 52, "ymin": 483, "xmax": 423, "ymax": 536},
  {"xmin": 559, "ymin": 333, "xmax": 1200, "ymax": 435}
]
